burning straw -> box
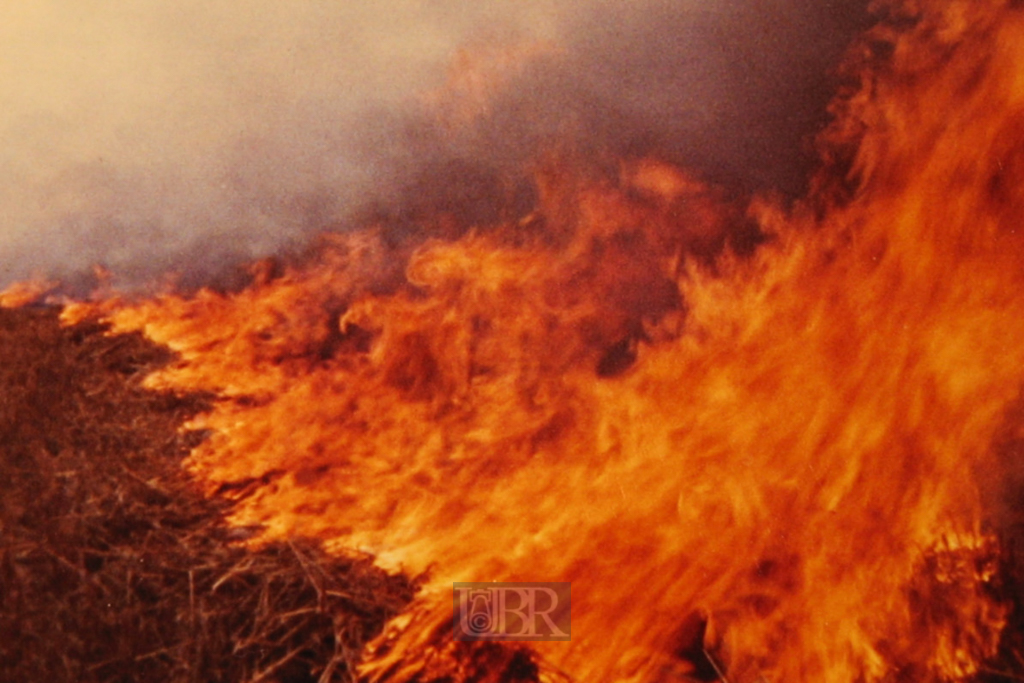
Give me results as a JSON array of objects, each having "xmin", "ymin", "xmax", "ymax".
[{"xmin": 0, "ymin": 306, "xmax": 417, "ymax": 683}]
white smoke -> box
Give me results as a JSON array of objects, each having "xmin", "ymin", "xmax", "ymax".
[{"xmin": 0, "ymin": 0, "xmax": 868, "ymax": 289}]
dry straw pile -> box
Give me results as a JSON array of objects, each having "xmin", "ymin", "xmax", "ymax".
[{"xmin": 0, "ymin": 306, "xmax": 417, "ymax": 683}]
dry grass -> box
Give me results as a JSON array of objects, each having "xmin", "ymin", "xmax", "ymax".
[{"xmin": 0, "ymin": 306, "xmax": 417, "ymax": 683}]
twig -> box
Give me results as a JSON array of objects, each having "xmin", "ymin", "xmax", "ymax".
[
  {"xmin": 289, "ymin": 539, "xmax": 325, "ymax": 607},
  {"xmin": 249, "ymin": 643, "xmax": 309, "ymax": 683},
  {"xmin": 211, "ymin": 556, "xmax": 256, "ymax": 593},
  {"xmin": 702, "ymin": 647, "xmax": 730, "ymax": 683},
  {"xmin": 978, "ymin": 666, "xmax": 1024, "ymax": 681}
]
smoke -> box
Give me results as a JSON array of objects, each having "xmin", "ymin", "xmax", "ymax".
[{"xmin": 0, "ymin": 0, "xmax": 869, "ymax": 290}]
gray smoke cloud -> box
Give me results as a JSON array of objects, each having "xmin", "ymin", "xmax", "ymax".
[{"xmin": 0, "ymin": 0, "xmax": 869, "ymax": 290}]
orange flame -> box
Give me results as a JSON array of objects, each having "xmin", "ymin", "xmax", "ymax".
[
  {"xmin": 0, "ymin": 278, "xmax": 57, "ymax": 308},
  {"xmin": 61, "ymin": 1, "xmax": 1024, "ymax": 680}
]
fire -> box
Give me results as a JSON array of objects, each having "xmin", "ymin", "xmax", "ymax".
[
  {"xmin": 58, "ymin": 0, "xmax": 1024, "ymax": 681},
  {"xmin": 0, "ymin": 279, "xmax": 56, "ymax": 308}
]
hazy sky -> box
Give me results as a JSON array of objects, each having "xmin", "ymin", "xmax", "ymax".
[{"xmin": 0, "ymin": 0, "xmax": 869, "ymax": 289}]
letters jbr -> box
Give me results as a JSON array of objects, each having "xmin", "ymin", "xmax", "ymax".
[{"xmin": 453, "ymin": 582, "xmax": 571, "ymax": 641}]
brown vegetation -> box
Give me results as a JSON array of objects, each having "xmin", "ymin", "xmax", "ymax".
[{"xmin": 0, "ymin": 306, "xmax": 417, "ymax": 683}]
